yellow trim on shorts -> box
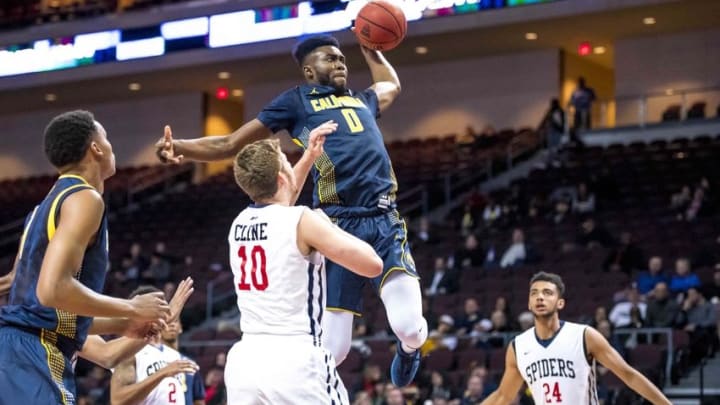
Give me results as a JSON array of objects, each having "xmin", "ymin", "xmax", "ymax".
[
  {"xmin": 46, "ymin": 184, "xmax": 90, "ymax": 241},
  {"xmin": 326, "ymin": 307, "xmax": 362, "ymax": 317},
  {"xmin": 378, "ymin": 267, "xmax": 420, "ymax": 295},
  {"xmin": 40, "ymin": 329, "xmax": 70, "ymax": 405}
]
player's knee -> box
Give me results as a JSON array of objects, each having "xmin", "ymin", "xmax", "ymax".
[{"xmin": 394, "ymin": 318, "xmax": 428, "ymax": 349}]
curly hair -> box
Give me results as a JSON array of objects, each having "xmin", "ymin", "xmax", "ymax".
[{"xmin": 43, "ymin": 110, "xmax": 97, "ymax": 168}]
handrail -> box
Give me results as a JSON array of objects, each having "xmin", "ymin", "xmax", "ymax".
[{"xmin": 396, "ymin": 184, "xmax": 428, "ymax": 217}]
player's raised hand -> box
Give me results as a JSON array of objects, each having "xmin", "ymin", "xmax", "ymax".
[
  {"xmin": 129, "ymin": 291, "xmax": 171, "ymax": 321},
  {"xmin": 306, "ymin": 120, "xmax": 337, "ymax": 160},
  {"xmin": 155, "ymin": 125, "xmax": 184, "ymax": 164},
  {"xmin": 163, "ymin": 359, "xmax": 200, "ymax": 376},
  {"xmin": 123, "ymin": 319, "xmax": 164, "ymax": 340},
  {"xmin": 167, "ymin": 276, "xmax": 194, "ymax": 324}
]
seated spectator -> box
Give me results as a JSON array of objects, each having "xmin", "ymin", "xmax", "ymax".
[
  {"xmin": 453, "ymin": 234, "xmax": 484, "ymax": 269},
  {"xmin": 517, "ymin": 311, "xmax": 534, "ymax": 331},
  {"xmin": 424, "ymin": 257, "xmax": 460, "ymax": 296},
  {"xmin": 353, "ymin": 364, "xmax": 383, "ymax": 399},
  {"xmin": 424, "ymin": 370, "xmax": 455, "ymax": 404},
  {"xmin": 351, "ymin": 319, "xmax": 372, "ymax": 357},
  {"xmin": 603, "ymin": 231, "xmax": 645, "ymax": 274},
  {"xmin": 461, "ymin": 203, "xmax": 476, "ymax": 237},
  {"xmin": 141, "ymin": 252, "xmax": 172, "ymax": 284},
  {"xmin": 384, "ymin": 386, "xmax": 405, "ymax": 405},
  {"xmin": 609, "ymin": 287, "xmax": 647, "ymax": 329},
  {"xmin": 684, "ymin": 186, "xmax": 706, "ymax": 221},
  {"xmin": 590, "ymin": 306, "xmax": 609, "ymax": 328},
  {"xmin": 597, "ymin": 319, "xmax": 626, "ymax": 359},
  {"xmin": 493, "ymin": 296, "xmax": 515, "ymax": 329},
  {"xmin": 499, "ymin": 228, "xmax": 538, "ymax": 268},
  {"xmin": 482, "ymin": 198, "xmax": 502, "ymax": 228},
  {"xmin": 702, "ymin": 269, "xmax": 720, "ymax": 303},
  {"xmin": 485, "ymin": 310, "xmax": 512, "ymax": 348},
  {"xmin": 670, "ymin": 185, "xmax": 692, "ymax": 217},
  {"xmin": 460, "ymin": 375, "xmax": 487, "ymax": 404},
  {"xmin": 411, "ymin": 216, "xmax": 435, "ymax": 245},
  {"xmin": 635, "ymin": 256, "xmax": 669, "ymax": 296},
  {"xmin": 575, "ymin": 217, "xmax": 615, "ymax": 249},
  {"xmin": 670, "ymin": 257, "xmax": 701, "ymax": 297},
  {"xmin": 204, "ymin": 367, "xmax": 226, "ymax": 405},
  {"xmin": 456, "ymin": 298, "xmax": 484, "ymax": 336},
  {"xmin": 682, "ymin": 287, "xmax": 718, "ymax": 362},
  {"xmin": 572, "ymin": 182, "xmax": 596, "ymax": 214},
  {"xmin": 422, "ymin": 314, "xmax": 459, "ymax": 355},
  {"xmin": 645, "ymin": 282, "xmax": 682, "ymax": 328}
]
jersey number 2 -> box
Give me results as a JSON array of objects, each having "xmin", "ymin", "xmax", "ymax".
[
  {"xmin": 168, "ymin": 382, "xmax": 177, "ymax": 403},
  {"xmin": 237, "ymin": 245, "xmax": 269, "ymax": 291},
  {"xmin": 341, "ymin": 108, "xmax": 364, "ymax": 133},
  {"xmin": 542, "ymin": 382, "xmax": 562, "ymax": 403}
]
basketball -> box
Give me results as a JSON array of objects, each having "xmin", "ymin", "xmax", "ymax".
[{"xmin": 354, "ymin": 0, "xmax": 407, "ymax": 51}]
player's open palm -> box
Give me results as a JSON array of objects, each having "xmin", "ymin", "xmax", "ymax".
[
  {"xmin": 164, "ymin": 359, "xmax": 199, "ymax": 376},
  {"xmin": 306, "ymin": 120, "xmax": 337, "ymax": 160},
  {"xmin": 155, "ymin": 125, "xmax": 184, "ymax": 164},
  {"xmin": 168, "ymin": 276, "xmax": 194, "ymax": 323},
  {"xmin": 129, "ymin": 291, "xmax": 171, "ymax": 321}
]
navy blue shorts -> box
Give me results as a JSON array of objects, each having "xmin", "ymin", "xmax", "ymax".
[
  {"xmin": 0, "ymin": 327, "xmax": 77, "ymax": 405},
  {"xmin": 326, "ymin": 210, "xmax": 419, "ymax": 314}
]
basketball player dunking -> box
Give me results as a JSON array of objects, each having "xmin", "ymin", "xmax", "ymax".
[{"xmin": 481, "ymin": 272, "xmax": 671, "ymax": 405}]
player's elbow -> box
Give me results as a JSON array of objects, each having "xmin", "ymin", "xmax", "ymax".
[{"xmin": 36, "ymin": 281, "xmax": 58, "ymax": 307}]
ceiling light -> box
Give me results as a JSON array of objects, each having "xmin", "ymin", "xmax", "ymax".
[
  {"xmin": 414, "ymin": 46, "xmax": 428, "ymax": 55},
  {"xmin": 665, "ymin": 89, "xmax": 674, "ymax": 95},
  {"xmin": 643, "ymin": 17, "xmax": 656, "ymax": 25},
  {"xmin": 44, "ymin": 93, "xmax": 57, "ymax": 102},
  {"xmin": 128, "ymin": 83, "xmax": 141, "ymax": 91},
  {"xmin": 232, "ymin": 89, "xmax": 244, "ymax": 97},
  {"xmin": 593, "ymin": 46, "xmax": 606, "ymax": 55},
  {"xmin": 218, "ymin": 71, "xmax": 231, "ymax": 79},
  {"xmin": 525, "ymin": 32, "xmax": 538, "ymax": 40}
]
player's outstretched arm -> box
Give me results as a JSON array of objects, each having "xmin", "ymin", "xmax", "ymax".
[
  {"xmin": 156, "ymin": 119, "xmax": 272, "ymax": 163},
  {"xmin": 291, "ymin": 120, "xmax": 337, "ymax": 205},
  {"xmin": 79, "ymin": 335, "xmax": 148, "ymax": 370},
  {"xmin": 298, "ymin": 209, "xmax": 382, "ymax": 278},
  {"xmin": 586, "ymin": 327, "xmax": 672, "ymax": 405},
  {"xmin": 359, "ymin": 46, "xmax": 401, "ymax": 113},
  {"xmin": 36, "ymin": 189, "xmax": 170, "ymax": 321},
  {"xmin": 0, "ymin": 267, "xmax": 15, "ymax": 296},
  {"xmin": 111, "ymin": 356, "xmax": 198, "ymax": 405},
  {"xmin": 480, "ymin": 343, "xmax": 526, "ymax": 405}
]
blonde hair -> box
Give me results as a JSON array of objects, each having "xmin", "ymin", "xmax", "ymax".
[{"xmin": 233, "ymin": 139, "xmax": 283, "ymax": 201}]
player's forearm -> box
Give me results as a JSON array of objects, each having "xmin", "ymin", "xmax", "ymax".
[
  {"xmin": 479, "ymin": 391, "xmax": 510, "ymax": 405},
  {"xmin": 623, "ymin": 369, "xmax": 671, "ymax": 405},
  {"xmin": 37, "ymin": 277, "xmax": 134, "ymax": 318},
  {"xmin": 361, "ymin": 48, "xmax": 400, "ymax": 89},
  {"xmin": 88, "ymin": 317, "xmax": 131, "ymax": 335},
  {"xmin": 112, "ymin": 371, "xmax": 171, "ymax": 405},
  {"xmin": 291, "ymin": 153, "xmax": 315, "ymax": 205},
  {"xmin": 80, "ymin": 336, "xmax": 146, "ymax": 369},
  {"xmin": 0, "ymin": 268, "xmax": 15, "ymax": 296},
  {"xmin": 175, "ymin": 136, "xmax": 235, "ymax": 162}
]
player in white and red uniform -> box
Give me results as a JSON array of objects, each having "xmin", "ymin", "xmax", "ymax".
[
  {"xmin": 223, "ymin": 124, "xmax": 382, "ymax": 404},
  {"xmin": 481, "ymin": 272, "xmax": 671, "ymax": 405}
]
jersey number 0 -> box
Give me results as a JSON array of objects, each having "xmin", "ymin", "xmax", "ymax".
[{"xmin": 237, "ymin": 245, "xmax": 269, "ymax": 291}]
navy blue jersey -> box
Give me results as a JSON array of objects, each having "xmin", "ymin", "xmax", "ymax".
[
  {"xmin": 182, "ymin": 353, "xmax": 206, "ymax": 404},
  {"xmin": 0, "ymin": 174, "xmax": 109, "ymax": 354},
  {"xmin": 257, "ymin": 84, "xmax": 398, "ymax": 217}
]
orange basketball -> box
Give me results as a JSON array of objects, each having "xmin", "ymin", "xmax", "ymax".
[{"xmin": 354, "ymin": 0, "xmax": 407, "ymax": 51}]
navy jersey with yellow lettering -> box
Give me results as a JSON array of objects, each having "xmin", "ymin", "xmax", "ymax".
[
  {"xmin": 257, "ymin": 84, "xmax": 397, "ymax": 217},
  {"xmin": 0, "ymin": 174, "xmax": 109, "ymax": 352}
]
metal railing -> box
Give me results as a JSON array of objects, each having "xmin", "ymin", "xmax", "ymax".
[{"xmin": 613, "ymin": 327, "xmax": 674, "ymax": 387}]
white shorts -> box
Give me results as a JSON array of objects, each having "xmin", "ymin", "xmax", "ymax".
[{"xmin": 225, "ymin": 333, "xmax": 348, "ymax": 405}]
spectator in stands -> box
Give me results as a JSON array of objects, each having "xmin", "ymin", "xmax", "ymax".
[
  {"xmin": 422, "ymin": 314, "xmax": 458, "ymax": 356},
  {"xmin": 351, "ymin": 319, "xmax": 372, "ymax": 358},
  {"xmin": 453, "ymin": 234, "xmax": 484, "ymax": 269},
  {"xmin": 354, "ymin": 363, "xmax": 383, "ymax": 400},
  {"xmin": 424, "ymin": 370, "xmax": 455, "ymax": 404},
  {"xmin": 461, "ymin": 203, "xmax": 476, "ymax": 237},
  {"xmin": 590, "ymin": 306, "xmax": 609, "ymax": 329},
  {"xmin": 482, "ymin": 198, "xmax": 502, "ymax": 229},
  {"xmin": 597, "ymin": 319, "xmax": 626, "ymax": 359},
  {"xmin": 702, "ymin": 269, "xmax": 720, "ymax": 303},
  {"xmin": 411, "ymin": 216, "xmax": 435, "ymax": 246},
  {"xmin": 646, "ymin": 282, "xmax": 682, "ymax": 328},
  {"xmin": 384, "ymin": 386, "xmax": 405, "ymax": 405},
  {"xmin": 670, "ymin": 185, "xmax": 692, "ymax": 218},
  {"xmin": 113, "ymin": 254, "xmax": 140, "ymax": 288},
  {"xmin": 456, "ymin": 298, "xmax": 483, "ymax": 336},
  {"xmin": 204, "ymin": 367, "xmax": 226, "ymax": 405},
  {"xmin": 572, "ymin": 182, "xmax": 596, "ymax": 214},
  {"xmin": 684, "ymin": 186, "xmax": 706, "ymax": 221},
  {"xmin": 128, "ymin": 241, "xmax": 149, "ymax": 273},
  {"xmin": 460, "ymin": 374, "xmax": 486, "ymax": 404},
  {"xmin": 351, "ymin": 390, "xmax": 372, "ymax": 405},
  {"xmin": 499, "ymin": 228, "xmax": 537, "ymax": 268},
  {"xmin": 670, "ymin": 257, "xmax": 701, "ymax": 297},
  {"xmin": 603, "ymin": 231, "xmax": 645, "ymax": 274},
  {"xmin": 682, "ymin": 287, "xmax": 718, "ymax": 362},
  {"xmin": 569, "ymin": 77, "xmax": 596, "ymax": 131},
  {"xmin": 573, "ymin": 217, "xmax": 615, "ymax": 250},
  {"xmin": 541, "ymin": 98, "xmax": 565, "ymax": 157},
  {"xmin": 517, "ymin": 311, "xmax": 534, "ymax": 331},
  {"xmin": 609, "ymin": 286, "xmax": 647, "ymax": 329},
  {"xmin": 636, "ymin": 256, "xmax": 669, "ymax": 296},
  {"xmin": 485, "ymin": 310, "xmax": 511, "ymax": 348},
  {"xmin": 493, "ymin": 296, "xmax": 515, "ymax": 329},
  {"xmin": 141, "ymin": 252, "xmax": 172, "ymax": 284},
  {"xmin": 526, "ymin": 193, "xmax": 549, "ymax": 220},
  {"xmin": 425, "ymin": 256, "xmax": 459, "ymax": 296}
]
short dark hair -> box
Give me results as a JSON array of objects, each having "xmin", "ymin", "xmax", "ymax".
[
  {"xmin": 291, "ymin": 34, "xmax": 340, "ymax": 65},
  {"xmin": 43, "ymin": 110, "xmax": 97, "ymax": 168},
  {"xmin": 129, "ymin": 285, "xmax": 162, "ymax": 299},
  {"xmin": 530, "ymin": 271, "xmax": 566, "ymax": 297}
]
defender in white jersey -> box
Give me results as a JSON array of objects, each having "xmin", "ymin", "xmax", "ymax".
[
  {"xmin": 224, "ymin": 126, "xmax": 382, "ymax": 405},
  {"xmin": 481, "ymin": 272, "xmax": 671, "ymax": 405},
  {"xmin": 111, "ymin": 286, "xmax": 199, "ymax": 405}
]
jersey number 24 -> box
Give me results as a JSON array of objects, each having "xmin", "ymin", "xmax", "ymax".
[{"xmin": 237, "ymin": 245, "xmax": 268, "ymax": 291}]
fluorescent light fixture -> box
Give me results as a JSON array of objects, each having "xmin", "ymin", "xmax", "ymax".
[
  {"xmin": 593, "ymin": 46, "xmax": 606, "ymax": 54},
  {"xmin": 74, "ymin": 30, "xmax": 121, "ymax": 54},
  {"xmin": 218, "ymin": 71, "xmax": 231, "ymax": 79},
  {"xmin": 33, "ymin": 40, "xmax": 50, "ymax": 51},
  {"xmin": 129, "ymin": 83, "xmax": 142, "ymax": 91},
  {"xmin": 415, "ymin": 46, "xmax": 428, "ymax": 54},
  {"xmin": 643, "ymin": 17, "xmax": 656, "ymax": 25},
  {"xmin": 525, "ymin": 32, "xmax": 538, "ymax": 40},
  {"xmin": 161, "ymin": 17, "xmax": 209, "ymax": 40},
  {"xmin": 209, "ymin": 8, "xmax": 307, "ymax": 48},
  {"xmin": 45, "ymin": 93, "xmax": 57, "ymax": 102},
  {"xmin": 116, "ymin": 37, "xmax": 165, "ymax": 61},
  {"xmin": 232, "ymin": 89, "xmax": 244, "ymax": 97}
]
